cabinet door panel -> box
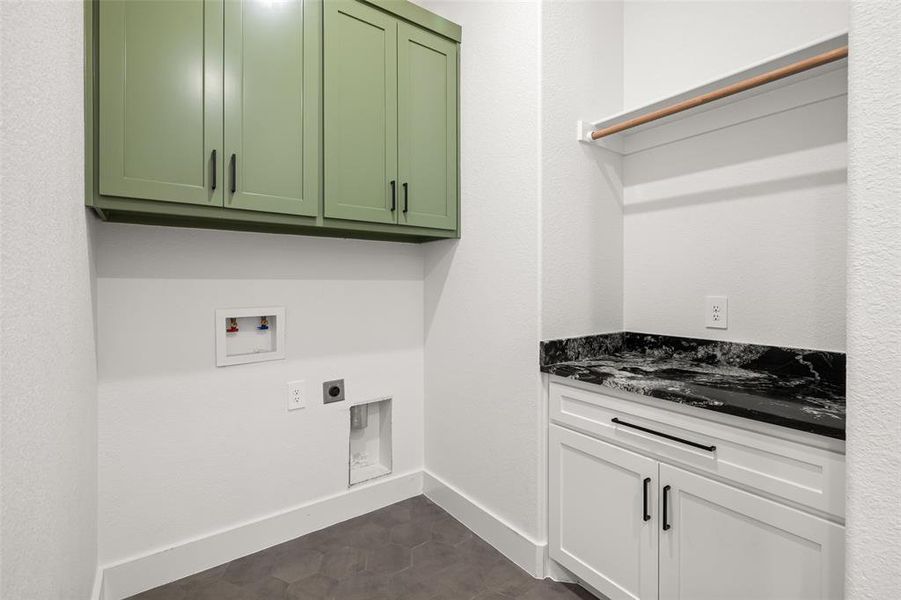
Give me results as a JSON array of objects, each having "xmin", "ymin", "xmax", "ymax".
[
  {"xmin": 324, "ymin": 0, "xmax": 397, "ymax": 224},
  {"xmin": 99, "ymin": 0, "xmax": 223, "ymax": 205},
  {"xmin": 549, "ymin": 425, "xmax": 659, "ymax": 600},
  {"xmin": 224, "ymin": 0, "xmax": 318, "ymax": 216},
  {"xmin": 397, "ymin": 23, "xmax": 457, "ymax": 230},
  {"xmin": 659, "ymin": 464, "xmax": 844, "ymax": 600}
]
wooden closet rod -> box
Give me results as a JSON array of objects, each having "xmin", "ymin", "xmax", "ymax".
[{"xmin": 590, "ymin": 45, "xmax": 849, "ymax": 140}]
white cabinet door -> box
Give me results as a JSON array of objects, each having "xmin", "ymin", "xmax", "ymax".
[
  {"xmin": 659, "ymin": 464, "xmax": 844, "ymax": 600},
  {"xmin": 549, "ymin": 425, "xmax": 659, "ymax": 600}
]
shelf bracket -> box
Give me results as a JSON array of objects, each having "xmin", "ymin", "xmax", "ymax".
[{"xmin": 577, "ymin": 120, "xmax": 624, "ymax": 154}]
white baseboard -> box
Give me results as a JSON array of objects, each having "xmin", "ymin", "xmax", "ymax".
[
  {"xmin": 99, "ymin": 469, "xmax": 549, "ymax": 599},
  {"xmin": 544, "ymin": 557, "xmax": 579, "ymax": 584},
  {"xmin": 422, "ymin": 470, "xmax": 547, "ymax": 578},
  {"xmin": 90, "ymin": 567, "xmax": 105, "ymax": 600},
  {"xmin": 101, "ymin": 470, "xmax": 422, "ymax": 600}
]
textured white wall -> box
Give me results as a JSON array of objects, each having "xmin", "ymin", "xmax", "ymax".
[
  {"xmin": 622, "ymin": 1, "xmax": 849, "ymax": 349},
  {"xmin": 622, "ymin": 92, "xmax": 848, "ymax": 349},
  {"xmin": 845, "ymin": 1, "xmax": 901, "ymax": 596},
  {"xmin": 96, "ymin": 225, "xmax": 425, "ymax": 564},
  {"xmin": 418, "ymin": 0, "xmax": 544, "ymax": 539},
  {"xmin": 623, "ymin": 0, "xmax": 850, "ymax": 109},
  {"xmin": 541, "ymin": 0, "xmax": 624, "ymax": 340},
  {"xmin": 0, "ymin": 1, "xmax": 99, "ymax": 598}
]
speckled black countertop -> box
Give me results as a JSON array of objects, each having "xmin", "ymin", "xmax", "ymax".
[{"xmin": 540, "ymin": 332, "xmax": 846, "ymax": 440}]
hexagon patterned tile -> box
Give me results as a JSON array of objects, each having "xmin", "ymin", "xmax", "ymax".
[{"xmin": 127, "ymin": 495, "xmax": 596, "ymax": 600}]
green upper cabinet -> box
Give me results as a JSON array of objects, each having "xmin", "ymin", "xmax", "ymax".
[
  {"xmin": 98, "ymin": 0, "xmax": 223, "ymax": 206},
  {"xmin": 324, "ymin": 0, "xmax": 458, "ymax": 231},
  {"xmin": 397, "ymin": 22, "xmax": 458, "ymax": 231},
  {"xmin": 323, "ymin": 0, "xmax": 398, "ymax": 224},
  {"xmin": 88, "ymin": 0, "xmax": 460, "ymax": 242},
  {"xmin": 224, "ymin": 0, "xmax": 319, "ymax": 216}
]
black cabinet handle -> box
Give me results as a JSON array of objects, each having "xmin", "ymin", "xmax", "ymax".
[
  {"xmin": 642, "ymin": 477, "xmax": 651, "ymax": 522},
  {"xmin": 390, "ymin": 180, "xmax": 396, "ymax": 211},
  {"xmin": 402, "ymin": 182, "xmax": 408, "ymax": 213},
  {"xmin": 230, "ymin": 153, "xmax": 237, "ymax": 194},
  {"xmin": 211, "ymin": 150, "xmax": 217, "ymax": 190},
  {"xmin": 611, "ymin": 418, "xmax": 716, "ymax": 453},
  {"xmin": 662, "ymin": 485, "xmax": 671, "ymax": 531}
]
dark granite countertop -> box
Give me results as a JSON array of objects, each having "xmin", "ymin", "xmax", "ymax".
[{"xmin": 540, "ymin": 332, "xmax": 846, "ymax": 440}]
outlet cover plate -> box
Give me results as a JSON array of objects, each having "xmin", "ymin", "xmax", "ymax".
[
  {"xmin": 706, "ymin": 296, "xmax": 728, "ymax": 329},
  {"xmin": 287, "ymin": 380, "xmax": 305, "ymax": 411}
]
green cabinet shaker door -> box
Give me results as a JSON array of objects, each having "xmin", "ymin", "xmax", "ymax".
[
  {"xmin": 324, "ymin": 0, "xmax": 398, "ymax": 224},
  {"xmin": 224, "ymin": 0, "xmax": 319, "ymax": 216},
  {"xmin": 397, "ymin": 23, "xmax": 457, "ymax": 230},
  {"xmin": 99, "ymin": 0, "xmax": 223, "ymax": 206}
]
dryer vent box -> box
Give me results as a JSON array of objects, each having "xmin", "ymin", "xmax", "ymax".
[{"xmin": 349, "ymin": 398, "xmax": 392, "ymax": 486}]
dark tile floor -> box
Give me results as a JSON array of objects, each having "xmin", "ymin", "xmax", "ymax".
[{"xmin": 128, "ymin": 495, "xmax": 596, "ymax": 600}]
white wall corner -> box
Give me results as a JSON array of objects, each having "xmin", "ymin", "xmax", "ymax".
[
  {"xmin": 846, "ymin": 0, "xmax": 901, "ymax": 597},
  {"xmin": 422, "ymin": 471, "xmax": 546, "ymax": 578},
  {"xmin": 91, "ymin": 567, "xmax": 105, "ymax": 600}
]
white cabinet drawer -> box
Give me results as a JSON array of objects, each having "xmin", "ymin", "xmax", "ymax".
[{"xmin": 549, "ymin": 381, "xmax": 845, "ymax": 518}]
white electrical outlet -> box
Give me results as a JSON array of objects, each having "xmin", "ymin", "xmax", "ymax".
[
  {"xmin": 705, "ymin": 296, "xmax": 728, "ymax": 329},
  {"xmin": 287, "ymin": 380, "xmax": 305, "ymax": 411}
]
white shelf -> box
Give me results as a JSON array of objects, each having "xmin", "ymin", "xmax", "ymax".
[{"xmin": 578, "ymin": 31, "xmax": 848, "ymax": 155}]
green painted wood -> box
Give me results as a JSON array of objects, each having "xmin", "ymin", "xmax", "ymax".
[
  {"xmin": 224, "ymin": 0, "xmax": 319, "ymax": 216},
  {"xmin": 324, "ymin": 0, "xmax": 398, "ymax": 224},
  {"xmin": 92, "ymin": 195, "xmax": 458, "ymax": 241},
  {"xmin": 84, "ymin": 0, "xmax": 96, "ymax": 207},
  {"xmin": 98, "ymin": 0, "xmax": 223, "ymax": 206},
  {"xmin": 362, "ymin": 0, "xmax": 461, "ymax": 43},
  {"xmin": 101, "ymin": 211, "xmax": 453, "ymax": 242},
  {"xmin": 87, "ymin": 0, "xmax": 461, "ymax": 242},
  {"xmin": 397, "ymin": 23, "xmax": 458, "ymax": 231}
]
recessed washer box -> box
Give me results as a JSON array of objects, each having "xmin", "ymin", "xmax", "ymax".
[{"xmin": 215, "ymin": 307, "xmax": 285, "ymax": 367}]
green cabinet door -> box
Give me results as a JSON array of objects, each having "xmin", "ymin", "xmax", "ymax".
[
  {"xmin": 324, "ymin": 0, "xmax": 398, "ymax": 224},
  {"xmin": 397, "ymin": 22, "xmax": 458, "ymax": 231},
  {"xmin": 99, "ymin": 0, "xmax": 223, "ymax": 206},
  {"xmin": 224, "ymin": 0, "xmax": 319, "ymax": 216}
]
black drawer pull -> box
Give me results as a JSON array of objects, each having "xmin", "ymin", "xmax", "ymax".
[
  {"xmin": 390, "ymin": 180, "xmax": 396, "ymax": 211},
  {"xmin": 611, "ymin": 418, "xmax": 716, "ymax": 452},
  {"xmin": 230, "ymin": 153, "xmax": 237, "ymax": 194},
  {"xmin": 662, "ymin": 485, "xmax": 671, "ymax": 531},
  {"xmin": 402, "ymin": 182, "xmax": 409, "ymax": 213},
  {"xmin": 642, "ymin": 477, "xmax": 651, "ymax": 522},
  {"xmin": 211, "ymin": 150, "xmax": 217, "ymax": 190}
]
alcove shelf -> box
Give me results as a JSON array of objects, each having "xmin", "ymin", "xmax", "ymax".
[{"xmin": 578, "ymin": 31, "xmax": 848, "ymax": 156}]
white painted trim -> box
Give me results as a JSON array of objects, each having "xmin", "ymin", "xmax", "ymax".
[
  {"xmin": 544, "ymin": 557, "xmax": 578, "ymax": 584},
  {"xmin": 90, "ymin": 567, "xmax": 105, "ymax": 600},
  {"xmin": 422, "ymin": 470, "xmax": 546, "ymax": 578},
  {"xmin": 101, "ymin": 471, "xmax": 423, "ymax": 600}
]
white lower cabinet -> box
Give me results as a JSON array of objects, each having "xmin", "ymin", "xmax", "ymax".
[
  {"xmin": 549, "ymin": 424, "xmax": 844, "ymax": 600},
  {"xmin": 658, "ymin": 463, "xmax": 844, "ymax": 600},
  {"xmin": 549, "ymin": 425, "xmax": 659, "ymax": 600}
]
